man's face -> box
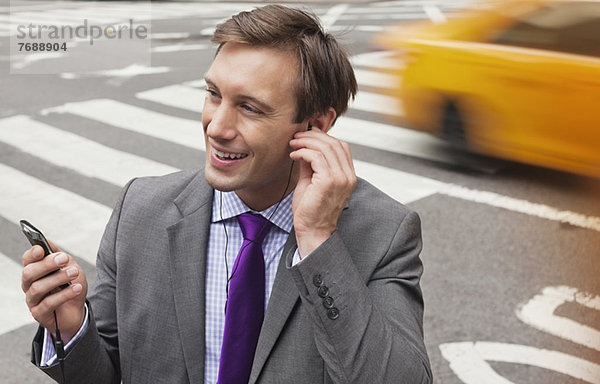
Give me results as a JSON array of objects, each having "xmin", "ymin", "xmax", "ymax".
[{"xmin": 202, "ymin": 42, "xmax": 306, "ymax": 210}]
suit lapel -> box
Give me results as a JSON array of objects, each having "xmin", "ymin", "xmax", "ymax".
[
  {"xmin": 167, "ymin": 172, "xmax": 213, "ymax": 384},
  {"xmin": 249, "ymin": 231, "xmax": 300, "ymax": 383}
]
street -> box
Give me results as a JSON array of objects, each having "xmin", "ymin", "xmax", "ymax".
[{"xmin": 1, "ymin": 1, "xmax": 599, "ymax": 383}]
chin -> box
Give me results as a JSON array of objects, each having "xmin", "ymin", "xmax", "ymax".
[{"xmin": 204, "ymin": 167, "xmax": 242, "ymax": 192}]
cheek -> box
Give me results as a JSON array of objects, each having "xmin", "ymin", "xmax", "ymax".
[{"xmin": 201, "ymin": 105, "xmax": 211, "ymax": 131}]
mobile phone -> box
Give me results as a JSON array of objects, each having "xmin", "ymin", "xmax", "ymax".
[{"xmin": 20, "ymin": 219, "xmax": 70, "ymax": 289}]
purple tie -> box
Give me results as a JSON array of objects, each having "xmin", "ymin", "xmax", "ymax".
[{"xmin": 218, "ymin": 212, "xmax": 273, "ymax": 384}]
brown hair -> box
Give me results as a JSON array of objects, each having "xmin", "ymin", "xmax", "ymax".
[{"xmin": 212, "ymin": 5, "xmax": 357, "ymax": 124}]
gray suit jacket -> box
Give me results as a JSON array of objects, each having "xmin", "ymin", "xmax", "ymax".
[{"xmin": 33, "ymin": 169, "xmax": 432, "ymax": 383}]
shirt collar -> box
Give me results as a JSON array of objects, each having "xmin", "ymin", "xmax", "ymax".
[{"xmin": 211, "ymin": 189, "xmax": 294, "ymax": 234}]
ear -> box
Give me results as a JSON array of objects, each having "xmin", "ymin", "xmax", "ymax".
[{"xmin": 308, "ymin": 107, "xmax": 337, "ymax": 134}]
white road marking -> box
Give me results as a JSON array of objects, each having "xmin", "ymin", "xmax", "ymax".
[
  {"xmin": 516, "ymin": 286, "xmax": 600, "ymax": 351},
  {"xmin": 133, "ymin": 69, "xmax": 397, "ymax": 114},
  {"xmin": 423, "ymin": 5, "xmax": 447, "ymax": 24},
  {"xmin": 0, "ymin": 253, "xmax": 35, "ymax": 336},
  {"xmin": 354, "ymin": 160, "xmax": 443, "ymax": 203},
  {"xmin": 200, "ymin": 26, "xmax": 217, "ymax": 36},
  {"xmin": 332, "ymin": 116, "xmax": 450, "ymax": 163},
  {"xmin": 321, "ymin": 4, "xmax": 348, "ymax": 30},
  {"xmin": 329, "ymin": 25, "xmax": 385, "ymax": 32},
  {"xmin": 440, "ymin": 185, "xmax": 600, "ymax": 232},
  {"xmin": 151, "ymin": 43, "xmax": 210, "ymax": 53},
  {"xmin": 350, "ymin": 90, "xmax": 402, "ymax": 117},
  {"xmin": 0, "ymin": 2, "xmax": 74, "ymax": 12},
  {"xmin": 60, "ymin": 64, "xmax": 170, "ymax": 80},
  {"xmin": 440, "ymin": 342, "xmax": 600, "ymax": 384},
  {"xmin": 0, "ymin": 163, "xmax": 111, "ymax": 265},
  {"xmin": 351, "ymin": 51, "xmax": 399, "ymax": 70},
  {"xmin": 338, "ymin": 13, "xmax": 428, "ymax": 20},
  {"xmin": 11, "ymin": 52, "xmax": 66, "ymax": 70},
  {"xmin": 0, "ymin": 115, "xmax": 178, "ymax": 186},
  {"xmin": 373, "ymin": 0, "xmax": 473, "ymax": 6},
  {"xmin": 183, "ymin": 79, "xmax": 207, "ymax": 88},
  {"xmin": 136, "ymin": 85, "xmax": 205, "ymax": 112},
  {"xmin": 0, "ymin": 13, "xmax": 83, "ymax": 24},
  {"xmin": 41, "ymin": 99, "xmax": 205, "ymax": 150},
  {"xmin": 345, "ymin": 6, "xmax": 427, "ymax": 13},
  {"xmin": 353, "ymin": 68, "xmax": 398, "ymax": 89},
  {"xmin": 149, "ymin": 32, "xmax": 191, "ymax": 39},
  {"xmin": 1, "ymin": 3, "xmax": 253, "ymax": 36}
]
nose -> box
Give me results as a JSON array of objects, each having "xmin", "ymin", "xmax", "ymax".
[{"xmin": 204, "ymin": 102, "xmax": 237, "ymax": 141}]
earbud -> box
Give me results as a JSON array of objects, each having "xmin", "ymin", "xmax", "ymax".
[{"xmin": 307, "ymin": 123, "xmax": 312, "ymax": 131}]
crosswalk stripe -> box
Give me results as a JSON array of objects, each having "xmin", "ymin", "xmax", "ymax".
[
  {"xmin": 351, "ymin": 51, "xmax": 399, "ymax": 70},
  {"xmin": 151, "ymin": 43, "xmax": 210, "ymax": 53},
  {"xmin": 75, "ymin": 7, "xmax": 154, "ymax": 18},
  {"xmin": 34, "ymin": 99, "xmax": 441, "ymax": 205},
  {"xmin": 27, "ymin": 10, "xmax": 121, "ymax": 24},
  {"xmin": 346, "ymin": 6, "xmax": 430, "ymax": 13},
  {"xmin": 351, "ymin": 91, "xmax": 402, "ymax": 117},
  {"xmin": 354, "ymin": 160, "xmax": 443, "ymax": 203},
  {"xmin": 354, "ymin": 68, "xmax": 398, "ymax": 89},
  {"xmin": 0, "ymin": 253, "xmax": 34, "ymax": 336},
  {"xmin": 0, "ymin": 163, "xmax": 112, "ymax": 264},
  {"xmin": 339, "ymin": 13, "xmax": 427, "ymax": 20},
  {"xmin": 137, "ymin": 85, "xmax": 205, "ymax": 111},
  {"xmin": 133, "ymin": 68, "xmax": 399, "ymax": 115},
  {"xmin": 332, "ymin": 116, "xmax": 452, "ymax": 164},
  {"xmin": 6, "ymin": 11, "xmax": 109, "ymax": 24},
  {"xmin": 373, "ymin": 0, "xmax": 470, "ymax": 6},
  {"xmin": 0, "ymin": 115, "xmax": 179, "ymax": 186},
  {"xmin": 330, "ymin": 25, "xmax": 385, "ymax": 32},
  {"xmin": 44, "ymin": 99, "xmax": 205, "ymax": 151}
]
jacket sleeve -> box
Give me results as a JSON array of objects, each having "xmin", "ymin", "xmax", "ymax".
[
  {"xmin": 32, "ymin": 179, "xmax": 137, "ymax": 384},
  {"xmin": 288, "ymin": 210, "xmax": 432, "ymax": 383}
]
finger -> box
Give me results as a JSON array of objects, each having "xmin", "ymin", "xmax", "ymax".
[
  {"xmin": 291, "ymin": 130, "xmax": 351, "ymax": 164},
  {"xmin": 290, "ymin": 148, "xmax": 330, "ymax": 182},
  {"xmin": 290, "ymin": 135, "xmax": 344, "ymax": 167},
  {"xmin": 30, "ymin": 284, "xmax": 83, "ymax": 322},
  {"xmin": 22, "ymin": 245, "xmax": 45, "ymax": 267},
  {"xmin": 22, "ymin": 252, "xmax": 70, "ymax": 293},
  {"xmin": 290, "ymin": 135, "xmax": 354, "ymax": 184},
  {"xmin": 26, "ymin": 265, "xmax": 79, "ymax": 307}
]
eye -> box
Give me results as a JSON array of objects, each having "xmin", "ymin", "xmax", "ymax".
[
  {"xmin": 206, "ymin": 88, "xmax": 220, "ymax": 99},
  {"xmin": 241, "ymin": 103, "xmax": 262, "ymax": 115}
]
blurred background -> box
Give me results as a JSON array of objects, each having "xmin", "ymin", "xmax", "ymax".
[{"xmin": 1, "ymin": 0, "xmax": 599, "ymax": 382}]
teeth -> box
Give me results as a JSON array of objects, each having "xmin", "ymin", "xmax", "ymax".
[{"xmin": 214, "ymin": 148, "xmax": 247, "ymax": 159}]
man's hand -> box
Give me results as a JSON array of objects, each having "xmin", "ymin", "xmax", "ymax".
[
  {"xmin": 21, "ymin": 243, "xmax": 87, "ymax": 343},
  {"xmin": 289, "ymin": 127, "xmax": 356, "ymax": 257}
]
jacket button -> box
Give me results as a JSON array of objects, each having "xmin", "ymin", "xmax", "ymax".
[
  {"xmin": 322, "ymin": 296, "xmax": 334, "ymax": 309},
  {"xmin": 327, "ymin": 307, "xmax": 340, "ymax": 320},
  {"xmin": 312, "ymin": 274, "xmax": 323, "ymax": 287},
  {"xmin": 317, "ymin": 285, "xmax": 329, "ymax": 298}
]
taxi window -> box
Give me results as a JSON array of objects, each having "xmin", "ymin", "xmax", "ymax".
[{"xmin": 491, "ymin": 2, "xmax": 600, "ymax": 58}]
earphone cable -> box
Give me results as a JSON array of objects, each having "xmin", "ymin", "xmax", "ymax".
[
  {"xmin": 53, "ymin": 309, "xmax": 67, "ymax": 384},
  {"xmin": 222, "ymin": 160, "xmax": 296, "ymax": 314}
]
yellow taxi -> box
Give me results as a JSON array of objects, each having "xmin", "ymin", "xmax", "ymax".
[{"xmin": 375, "ymin": 0, "xmax": 600, "ymax": 178}]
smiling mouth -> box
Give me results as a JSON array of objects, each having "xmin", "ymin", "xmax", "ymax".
[{"xmin": 213, "ymin": 148, "xmax": 248, "ymax": 160}]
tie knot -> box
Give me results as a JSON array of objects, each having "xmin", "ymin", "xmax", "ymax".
[{"xmin": 237, "ymin": 212, "xmax": 273, "ymax": 245}]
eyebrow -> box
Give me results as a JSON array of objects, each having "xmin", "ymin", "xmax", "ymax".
[{"xmin": 204, "ymin": 76, "xmax": 276, "ymax": 113}]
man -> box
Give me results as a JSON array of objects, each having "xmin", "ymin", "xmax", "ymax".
[{"xmin": 21, "ymin": 5, "xmax": 431, "ymax": 383}]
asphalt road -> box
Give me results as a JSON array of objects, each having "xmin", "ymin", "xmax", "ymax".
[{"xmin": 1, "ymin": 1, "xmax": 599, "ymax": 383}]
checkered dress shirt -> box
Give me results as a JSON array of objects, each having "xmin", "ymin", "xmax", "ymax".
[{"xmin": 204, "ymin": 190, "xmax": 294, "ymax": 383}]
